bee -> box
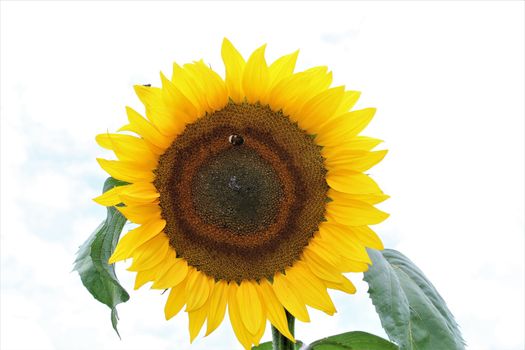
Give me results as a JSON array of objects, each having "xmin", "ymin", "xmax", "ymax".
[{"xmin": 228, "ymin": 134, "xmax": 244, "ymax": 146}]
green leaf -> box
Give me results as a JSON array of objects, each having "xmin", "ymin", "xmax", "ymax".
[
  {"xmin": 252, "ymin": 340, "xmax": 303, "ymax": 350},
  {"xmin": 74, "ymin": 177, "xmax": 129, "ymax": 337},
  {"xmin": 307, "ymin": 331, "xmax": 398, "ymax": 350},
  {"xmin": 252, "ymin": 342, "xmax": 272, "ymax": 350},
  {"xmin": 363, "ymin": 249, "xmax": 465, "ymax": 350}
]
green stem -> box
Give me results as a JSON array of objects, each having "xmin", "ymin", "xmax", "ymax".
[{"xmin": 271, "ymin": 310, "xmax": 296, "ymax": 350}]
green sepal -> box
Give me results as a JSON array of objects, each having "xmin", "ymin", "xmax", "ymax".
[
  {"xmin": 74, "ymin": 177, "xmax": 130, "ymax": 338},
  {"xmin": 364, "ymin": 249, "xmax": 465, "ymax": 350},
  {"xmin": 306, "ymin": 331, "xmax": 398, "ymax": 350}
]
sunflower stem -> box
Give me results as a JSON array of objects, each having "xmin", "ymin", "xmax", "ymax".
[{"xmin": 271, "ymin": 310, "xmax": 296, "ymax": 350}]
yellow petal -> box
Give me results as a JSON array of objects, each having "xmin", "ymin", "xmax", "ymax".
[
  {"xmin": 206, "ymin": 280, "xmax": 228, "ymax": 336},
  {"xmin": 133, "ymin": 85, "xmax": 182, "ymax": 137},
  {"xmin": 334, "ymin": 136, "xmax": 383, "ymax": 151},
  {"xmin": 347, "ymin": 226, "xmax": 384, "ymax": 250},
  {"xmin": 160, "ymin": 72, "xmax": 199, "ymax": 126},
  {"xmin": 251, "ymin": 312, "xmax": 266, "ymax": 347},
  {"xmin": 323, "ymin": 148, "xmax": 365, "ymax": 162},
  {"xmin": 242, "ymin": 44, "xmax": 269, "ymax": 103},
  {"xmin": 272, "ymin": 272, "xmax": 310, "ymax": 322},
  {"xmin": 316, "ymin": 108, "xmax": 376, "ymax": 146},
  {"xmin": 302, "ymin": 248, "xmax": 342, "ymax": 283},
  {"xmin": 96, "ymin": 133, "xmax": 158, "ymax": 168},
  {"xmin": 300, "ymin": 66, "xmax": 333, "ymax": 95},
  {"xmin": 312, "ymin": 228, "xmax": 371, "ymax": 272},
  {"xmin": 326, "ymin": 170, "xmax": 382, "ymax": 195},
  {"xmin": 185, "ymin": 269, "xmax": 211, "ymax": 312},
  {"xmin": 328, "ymin": 187, "xmax": 388, "ymax": 205},
  {"xmin": 134, "ymin": 264, "xmax": 160, "ymax": 290},
  {"xmin": 326, "ymin": 199, "xmax": 389, "ymax": 226},
  {"xmin": 297, "ymin": 86, "xmax": 345, "ymax": 133},
  {"xmin": 318, "ymin": 223, "xmax": 372, "ymax": 263},
  {"xmin": 338, "ymin": 256, "xmax": 370, "ymax": 272},
  {"xmin": 119, "ymin": 182, "xmax": 160, "ymax": 204},
  {"xmin": 109, "ymin": 219, "xmax": 166, "ymax": 263},
  {"xmin": 185, "ymin": 61, "xmax": 228, "ymax": 112},
  {"xmin": 152, "ymin": 254, "xmax": 189, "ymax": 289},
  {"xmin": 237, "ymin": 281, "xmax": 264, "ymax": 335},
  {"xmin": 228, "ymin": 282, "xmax": 254, "ymax": 350},
  {"xmin": 285, "ymin": 262, "xmax": 336, "ymax": 315},
  {"xmin": 116, "ymin": 202, "xmax": 161, "ymax": 225},
  {"xmin": 257, "ymin": 279, "xmax": 295, "ymax": 341},
  {"xmin": 221, "ymin": 38, "xmax": 246, "ymax": 103},
  {"xmin": 324, "ymin": 149, "xmax": 388, "ymax": 173},
  {"xmin": 93, "ymin": 184, "xmax": 129, "ymax": 206},
  {"xmin": 334, "ymin": 90, "xmax": 361, "ymax": 116},
  {"xmin": 304, "ymin": 239, "xmax": 341, "ymax": 268},
  {"xmin": 188, "ymin": 300, "xmax": 209, "ymax": 343},
  {"xmin": 328, "ymin": 188, "xmax": 389, "ymax": 205},
  {"xmin": 324, "ymin": 274, "xmax": 357, "ymax": 294},
  {"xmin": 171, "ymin": 63, "xmax": 210, "ymax": 118},
  {"xmin": 165, "ymin": 279, "xmax": 187, "ymax": 320},
  {"xmin": 97, "ymin": 158, "xmax": 154, "ymax": 183},
  {"xmin": 269, "ymin": 66, "xmax": 332, "ymax": 117},
  {"xmin": 119, "ymin": 106, "xmax": 172, "ymax": 149},
  {"xmin": 268, "ymin": 50, "xmax": 299, "ymax": 89},
  {"xmin": 128, "ymin": 234, "xmax": 170, "ymax": 271}
]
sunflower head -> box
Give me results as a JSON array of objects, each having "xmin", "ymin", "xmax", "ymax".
[{"xmin": 95, "ymin": 38, "xmax": 388, "ymax": 349}]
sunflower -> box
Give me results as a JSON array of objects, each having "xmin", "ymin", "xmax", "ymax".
[{"xmin": 94, "ymin": 38, "xmax": 388, "ymax": 349}]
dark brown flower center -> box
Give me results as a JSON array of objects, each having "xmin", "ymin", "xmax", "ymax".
[
  {"xmin": 191, "ymin": 142, "xmax": 283, "ymax": 234},
  {"xmin": 154, "ymin": 102, "xmax": 328, "ymax": 282}
]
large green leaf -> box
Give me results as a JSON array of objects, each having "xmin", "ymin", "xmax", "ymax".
[
  {"xmin": 364, "ymin": 249, "xmax": 465, "ymax": 350},
  {"xmin": 74, "ymin": 177, "xmax": 129, "ymax": 337},
  {"xmin": 307, "ymin": 331, "xmax": 398, "ymax": 350}
]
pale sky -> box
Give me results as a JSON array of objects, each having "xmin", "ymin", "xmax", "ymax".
[{"xmin": 1, "ymin": 1, "xmax": 524, "ymax": 350}]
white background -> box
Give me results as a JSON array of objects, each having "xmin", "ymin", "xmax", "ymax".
[{"xmin": 1, "ymin": 1, "xmax": 523, "ymax": 350}]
